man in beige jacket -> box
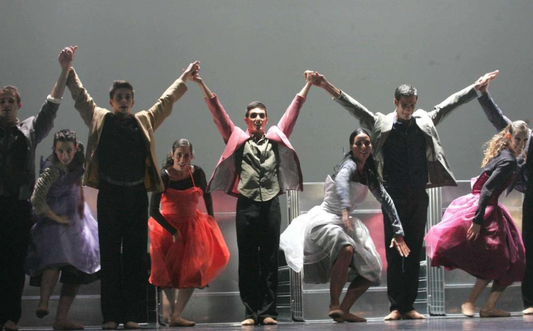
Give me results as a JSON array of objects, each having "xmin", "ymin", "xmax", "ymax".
[{"xmin": 66, "ymin": 55, "xmax": 199, "ymax": 330}]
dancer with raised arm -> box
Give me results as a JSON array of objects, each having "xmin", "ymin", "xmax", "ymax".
[
  {"xmin": 65, "ymin": 52, "xmax": 199, "ymax": 330},
  {"xmin": 476, "ymin": 71, "xmax": 533, "ymax": 316},
  {"xmin": 306, "ymin": 70, "xmax": 492, "ymax": 320},
  {"xmin": 0, "ymin": 46, "xmax": 75, "ymax": 331},
  {"xmin": 191, "ymin": 68, "xmax": 313, "ymax": 325},
  {"xmin": 425, "ymin": 120, "xmax": 528, "ymax": 317}
]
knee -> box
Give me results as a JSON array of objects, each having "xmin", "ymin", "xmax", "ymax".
[{"xmin": 341, "ymin": 245, "xmax": 354, "ymax": 258}]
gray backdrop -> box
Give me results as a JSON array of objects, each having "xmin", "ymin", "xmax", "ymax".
[{"xmin": 2, "ymin": 0, "xmax": 533, "ymax": 183}]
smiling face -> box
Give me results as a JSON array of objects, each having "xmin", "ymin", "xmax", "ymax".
[
  {"xmin": 172, "ymin": 146, "xmax": 193, "ymax": 172},
  {"xmin": 109, "ymin": 88, "xmax": 134, "ymax": 115},
  {"xmin": 394, "ymin": 95, "xmax": 417, "ymax": 122},
  {"xmin": 54, "ymin": 141, "xmax": 77, "ymax": 166},
  {"xmin": 244, "ymin": 107, "xmax": 268, "ymax": 137},
  {"xmin": 0, "ymin": 90, "xmax": 21, "ymax": 125},
  {"xmin": 351, "ymin": 133, "xmax": 372, "ymax": 165},
  {"xmin": 510, "ymin": 129, "xmax": 529, "ymax": 155}
]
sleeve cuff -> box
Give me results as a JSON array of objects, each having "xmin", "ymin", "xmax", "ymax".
[{"xmin": 47, "ymin": 94, "xmax": 63, "ymax": 104}]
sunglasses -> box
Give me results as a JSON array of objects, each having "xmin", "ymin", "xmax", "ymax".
[{"xmin": 248, "ymin": 112, "xmax": 266, "ymax": 119}]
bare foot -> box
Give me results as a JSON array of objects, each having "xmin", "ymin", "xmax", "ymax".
[
  {"xmin": 169, "ymin": 317, "xmax": 196, "ymax": 327},
  {"xmin": 480, "ymin": 308, "xmax": 510, "ymax": 318},
  {"xmin": 102, "ymin": 321, "xmax": 118, "ymax": 330},
  {"xmin": 52, "ymin": 320, "xmax": 84, "ymax": 330},
  {"xmin": 241, "ymin": 318, "xmax": 256, "ymax": 326},
  {"xmin": 36, "ymin": 303, "xmax": 49, "ymax": 319},
  {"xmin": 328, "ymin": 306, "xmax": 344, "ymax": 321},
  {"xmin": 124, "ymin": 321, "xmax": 141, "ymax": 329},
  {"xmin": 262, "ymin": 317, "xmax": 278, "ymax": 325},
  {"xmin": 384, "ymin": 310, "xmax": 401, "ymax": 321},
  {"xmin": 3, "ymin": 320, "xmax": 18, "ymax": 331},
  {"xmin": 343, "ymin": 312, "xmax": 367, "ymax": 323},
  {"xmin": 523, "ymin": 307, "xmax": 533, "ymax": 315},
  {"xmin": 461, "ymin": 302, "xmax": 475, "ymax": 317},
  {"xmin": 402, "ymin": 310, "xmax": 425, "ymax": 319}
]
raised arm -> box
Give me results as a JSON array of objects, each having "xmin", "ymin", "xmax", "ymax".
[
  {"xmin": 306, "ymin": 70, "xmax": 377, "ymax": 130},
  {"xmin": 191, "ymin": 70, "xmax": 235, "ymax": 144},
  {"xmin": 474, "ymin": 71, "xmax": 512, "ymax": 132},
  {"xmin": 276, "ymin": 74, "xmax": 312, "ymax": 137},
  {"xmin": 34, "ymin": 46, "xmax": 77, "ymax": 143},
  {"xmin": 147, "ymin": 61, "xmax": 199, "ymax": 131},
  {"xmin": 427, "ymin": 71, "xmax": 498, "ymax": 126}
]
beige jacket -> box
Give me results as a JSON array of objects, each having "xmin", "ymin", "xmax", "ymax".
[{"xmin": 66, "ymin": 68, "xmax": 187, "ymax": 192}]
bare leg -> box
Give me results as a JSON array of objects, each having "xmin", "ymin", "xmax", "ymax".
[
  {"xmin": 37, "ymin": 268, "xmax": 60, "ymax": 317},
  {"xmin": 163, "ymin": 288, "xmax": 176, "ymax": 323},
  {"xmin": 462, "ymin": 278, "xmax": 490, "ymax": 317},
  {"xmin": 53, "ymin": 283, "xmax": 83, "ymax": 330},
  {"xmin": 330, "ymin": 245, "xmax": 354, "ymax": 309},
  {"xmin": 169, "ymin": 288, "xmax": 195, "ymax": 326},
  {"xmin": 479, "ymin": 281, "xmax": 510, "ymax": 317},
  {"xmin": 338, "ymin": 276, "xmax": 370, "ymax": 322}
]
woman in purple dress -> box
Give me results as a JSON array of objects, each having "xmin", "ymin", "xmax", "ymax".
[
  {"xmin": 425, "ymin": 120, "xmax": 528, "ymax": 318},
  {"xmin": 25, "ymin": 129, "xmax": 100, "ymax": 330}
]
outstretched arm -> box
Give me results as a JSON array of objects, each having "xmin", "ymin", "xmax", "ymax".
[
  {"xmin": 427, "ymin": 71, "xmax": 498, "ymax": 126},
  {"xmin": 50, "ymin": 46, "xmax": 77, "ymax": 100},
  {"xmin": 148, "ymin": 61, "xmax": 199, "ymax": 131},
  {"xmin": 475, "ymin": 71, "xmax": 513, "ymax": 132},
  {"xmin": 34, "ymin": 46, "xmax": 77, "ymax": 144},
  {"xmin": 305, "ymin": 70, "xmax": 377, "ymax": 130},
  {"xmin": 193, "ymin": 69, "xmax": 235, "ymax": 144}
]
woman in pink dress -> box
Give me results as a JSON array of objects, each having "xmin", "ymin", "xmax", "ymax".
[
  {"xmin": 148, "ymin": 139, "xmax": 229, "ymax": 327},
  {"xmin": 425, "ymin": 120, "xmax": 529, "ymax": 318}
]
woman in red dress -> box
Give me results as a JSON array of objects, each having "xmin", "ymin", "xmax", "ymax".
[
  {"xmin": 425, "ymin": 120, "xmax": 528, "ymax": 318},
  {"xmin": 148, "ymin": 139, "xmax": 230, "ymax": 326}
]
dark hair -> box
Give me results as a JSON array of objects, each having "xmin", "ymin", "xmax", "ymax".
[
  {"xmin": 162, "ymin": 138, "xmax": 194, "ymax": 169},
  {"xmin": 333, "ymin": 128, "xmax": 380, "ymax": 186},
  {"xmin": 52, "ymin": 129, "xmax": 85, "ymax": 217},
  {"xmin": 0, "ymin": 85, "xmax": 21, "ymax": 104},
  {"xmin": 394, "ymin": 84, "xmax": 418, "ymax": 101},
  {"xmin": 245, "ymin": 101, "xmax": 268, "ymax": 117},
  {"xmin": 109, "ymin": 80, "xmax": 135, "ymax": 100}
]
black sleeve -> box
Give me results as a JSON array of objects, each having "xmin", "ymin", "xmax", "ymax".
[
  {"xmin": 196, "ymin": 166, "xmax": 214, "ymax": 217},
  {"xmin": 149, "ymin": 170, "xmax": 177, "ymax": 235},
  {"xmin": 473, "ymin": 153, "xmax": 516, "ymax": 225},
  {"xmin": 365, "ymin": 167, "xmax": 405, "ymax": 237}
]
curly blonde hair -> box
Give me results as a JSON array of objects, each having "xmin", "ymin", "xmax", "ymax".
[{"xmin": 481, "ymin": 120, "xmax": 528, "ymax": 167}]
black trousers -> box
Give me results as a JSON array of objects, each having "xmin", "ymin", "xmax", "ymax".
[
  {"xmin": 236, "ymin": 195, "xmax": 281, "ymax": 322},
  {"xmin": 382, "ymin": 188, "xmax": 428, "ymax": 314},
  {"xmin": 522, "ymin": 188, "xmax": 533, "ymax": 308},
  {"xmin": 97, "ymin": 181, "xmax": 149, "ymax": 324},
  {"xmin": 0, "ymin": 198, "xmax": 32, "ymax": 325}
]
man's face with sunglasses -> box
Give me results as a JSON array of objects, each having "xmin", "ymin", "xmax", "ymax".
[{"xmin": 244, "ymin": 107, "xmax": 268, "ymax": 137}]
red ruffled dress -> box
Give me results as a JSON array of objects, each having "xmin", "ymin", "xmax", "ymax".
[
  {"xmin": 425, "ymin": 170, "xmax": 525, "ymax": 286},
  {"xmin": 148, "ymin": 170, "xmax": 229, "ymax": 289}
]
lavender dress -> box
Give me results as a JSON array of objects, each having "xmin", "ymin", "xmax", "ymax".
[{"xmin": 25, "ymin": 156, "xmax": 100, "ymax": 280}]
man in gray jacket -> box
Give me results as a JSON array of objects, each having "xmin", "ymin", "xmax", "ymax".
[
  {"xmin": 307, "ymin": 70, "xmax": 489, "ymax": 320},
  {"xmin": 0, "ymin": 46, "xmax": 75, "ymax": 331}
]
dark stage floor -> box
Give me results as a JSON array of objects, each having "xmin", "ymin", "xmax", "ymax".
[{"xmin": 15, "ymin": 315, "xmax": 533, "ymax": 331}]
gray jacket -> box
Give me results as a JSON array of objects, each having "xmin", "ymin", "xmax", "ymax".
[
  {"xmin": 335, "ymin": 84, "xmax": 478, "ymax": 188},
  {"xmin": 0, "ymin": 101, "xmax": 59, "ymax": 199}
]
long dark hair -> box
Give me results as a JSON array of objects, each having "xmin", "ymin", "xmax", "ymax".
[
  {"xmin": 332, "ymin": 128, "xmax": 381, "ymax": 185},
  {"xmin": 162, "ymin": 138, "xmax": 194, "ymax": 169},
  {"xmin": 52, "ymin": 129, "xmax": 85, "ymax": 217}
]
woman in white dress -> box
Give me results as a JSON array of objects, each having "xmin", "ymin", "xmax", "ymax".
[{"xmin": 280, "ymin": 128, "xmax": 410, "ymax": 323}]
